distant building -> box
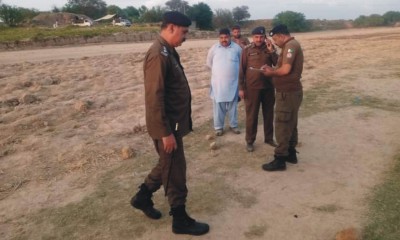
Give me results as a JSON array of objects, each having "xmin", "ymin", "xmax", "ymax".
[{"xmin": 32, "ymin": 12, "xmax": 93, "ymax": 27}]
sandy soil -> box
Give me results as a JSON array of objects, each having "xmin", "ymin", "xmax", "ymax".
[{"xmin": 1, "ymin": 27, "xmax": 400, "ymax": 240}]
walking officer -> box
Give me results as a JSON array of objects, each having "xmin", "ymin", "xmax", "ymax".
[{"xmin": 130, "ymin": 11, "xmax": 209, "ymax": 235}]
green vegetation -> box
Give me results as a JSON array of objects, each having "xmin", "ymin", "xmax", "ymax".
[
  {"xmin": 354, "ymin": 14, "xmax": 385, "ymax": 27},
  {"xmin": 0, "ymin": 25, "xmax": 159, "ymax": 42},
  {"xmin": 0, "ymin": 4, "xmax": 38, "ymax": 26},
  {"xmin": 63, "ymin": 0, "xmax": 107, "ymax": 19},
  {"xmin": 362, "ymin": 154, "xmax": 400, "ymax": 240},
  {"xmin": 272, "ymin": 11, "xmax": 310, "ymax": 32},
  {"xmin": 232, "ymin": 6, "xmax": 251, "ymax": 23},
  {"xmin": 354, "ymin": 11, "xmax": 400, "ymax": 27},
  {"xmin": 187, "ymin": 2, "xmax": 214, "ymax": 30}
]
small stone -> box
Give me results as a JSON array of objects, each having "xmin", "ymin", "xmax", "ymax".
[
  {"xmin": 19, "ymin": 94, "xmax": 38, "ymax": 104},
  {"xmin": 205, "ymin": 134, "xmax": 214, "ymax": 141},
  {"xmin": 121, "ymin": 147, "xmax": 135, "ymax": 160},
  {"xmin": 23, "ymin": 81, "xmax": 33, "ymax": 87},
  {"xmin": 210, "ymin": 142, "xmax": 218, "ymax": 150},
  {"xmin": 74, "ymin": 100, "xmax": 90, "ymax": 112}
]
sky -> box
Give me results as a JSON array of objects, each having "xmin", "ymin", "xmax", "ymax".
[{"xmin": 2, "ymin": 0, "xmax": 399, "ymax": 20}]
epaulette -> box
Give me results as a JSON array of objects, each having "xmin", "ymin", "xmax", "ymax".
[
  {"xmin": 244, "ymin": 43, "xmax": 253, "ymax": 49},
  {"xmin": 160, "ymin": 46, "xmax": 169, "ymax": 57}
]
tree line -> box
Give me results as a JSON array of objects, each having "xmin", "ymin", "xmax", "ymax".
[{"xmin": 1, "ymin": 0, "xmax": 400, "ymax": 31}]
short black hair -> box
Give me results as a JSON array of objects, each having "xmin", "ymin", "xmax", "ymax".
[
  {"xmin": 231, "ymin": 25, "xmax": 241, "ymax": 30},
  {"xmin": 219, "ymin": 28, "xmax": 230, "ymax": 35}
]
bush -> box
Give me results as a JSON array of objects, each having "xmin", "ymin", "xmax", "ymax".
[
  {"xmin": 272, "ymin": 11, "xmax": 310, "ymax": 32},
  {"xmin": 354, "ymin": 14, "xmax": 385, "ymax": 27}
]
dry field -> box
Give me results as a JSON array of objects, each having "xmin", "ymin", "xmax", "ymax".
[{"xmin": 1, "ymin": 27, "xmax": 400, "ymax": 240}]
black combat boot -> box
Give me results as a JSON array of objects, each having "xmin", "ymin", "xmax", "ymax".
[
  {"xmin": 287, "ymin": 147, "xmax": 298, "ymax": 164},
  {"xmin": 170, "ymin": 205, "xmax": 209, "ymax": 235},
  {"xmin": 130, "ymin": 183, "xmax": 162, "ymax": 219},
  {"xmin": 262, "ymin": 155, "xmax": 287, "ymax": 171}
]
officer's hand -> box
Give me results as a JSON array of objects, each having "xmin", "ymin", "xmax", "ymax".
[
  {"xmin": 162, "ymin": 134, "xmax": 177, "ymax": 154},
  {"xmin": 261, "ymin": 65, "xmax": 274, "ymax": 76},
  {"xmin": 239, "ymin": 90, "xmax": 245, "ymax": 100},
  {"xmin": 265, "ymin": 38, "xmax": 274, "ymax": 52}
]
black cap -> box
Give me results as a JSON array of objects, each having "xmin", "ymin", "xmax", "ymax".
[
  {"xmin": 232, "ymin": 25, "xmax": 241, "ymax": 30},
  {"xmin": 251, "ymin": 26, "xmax": 266, "ymax": 35},
  {"xmin": 219, "ymin": 28, "xmax": 230, "ymax": 35},
  {"xmin": 269, "ymin": 24, "xmax": 289, "ymax": 36},
  {"xmin": 162, "ymin": 11, "xmax": 192, "ymax": 27}
]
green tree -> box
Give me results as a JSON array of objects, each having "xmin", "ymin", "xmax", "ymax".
[
  {"xmin": 140, "ymin": 6, "xmax": 165, "ymax": 23},
  {"xmin": 383, "ymin": 11, "xmax": 400, "ymax": 25},
  {"xmin": 124, "ymin": 6, "xmax": 140, "ymax": 21},
  {"xmin": 272, "ymin": 11, "xmax": 310, "ymax": 32},
  {"xmin": 187, "ymin": 2, "xmax": 213, "ymax": 30},
  {"xmin": 137, "ymin": 5, "xmax": 148, "ymax": 20},
  {"xmin": 107, "ymin": 5, "xmax": 122, "ymax": 15},
  {"xmin": 63, "ymin": 0, "xmax": 107, "ymax": 19},
  {"xmin": 165, "ymin": 0, "xmax": 189, "ymax": 14},
  {"xmin": 0, "ymin": 4, "xmax": 23, "ymax": 26},
  {"xmin": 18, "ymin": 7, "xmax": 39, "ymax": 22},
  {"xmin": 232, "ymin": 5, "xmax": 250, "ymax": 23},
  {"xmin": 213, "ymin": 9, "xmax": 234, "ymax": 29},
  {"xmin": 51, "ymin": 5, "xmax": 61, "ymax": 13}
]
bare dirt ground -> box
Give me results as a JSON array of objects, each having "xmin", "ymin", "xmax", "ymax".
[{"xmin": 1, "ymin": 27, "xmax": 400, "ymax": 240}]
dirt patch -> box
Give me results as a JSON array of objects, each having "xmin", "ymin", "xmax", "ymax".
[{"xmin": 0, "ymin": 27, "xmax": 400, "ymax": 240}]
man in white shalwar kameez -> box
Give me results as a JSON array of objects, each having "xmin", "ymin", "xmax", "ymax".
[{"xmin": 206, "ymin": 28, "xmax": 242, "ymax": 136}]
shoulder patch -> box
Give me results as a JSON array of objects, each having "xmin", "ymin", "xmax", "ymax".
[
  {"xmin": 288, "ymin": 48, "xmax": 294, "ymax": 53},
  {"xmin": 161, "ymin": 46, "xmax": 169, "ymax": 57},
  {"xmin": 244, "ymin": 43, "xmax": 253, "ymax": 49}
]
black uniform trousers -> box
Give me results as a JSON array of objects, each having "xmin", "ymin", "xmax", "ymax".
[
  {"xmin": 274, "ymin": 91, "xmax": 303, "ymax": 156},
  {"xmin": 244, "ymin": 88, "xmax": 275, "ymax": 144},
  {"xmin": 144, "ymin": 136, "xmax": 187, "ymax": 207}
]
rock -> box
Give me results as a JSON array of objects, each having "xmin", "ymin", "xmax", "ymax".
[
  {"xmin": 74, "ymin": 100, "xmax": 91, "ymax": 112},
  {"xmin": 19, "ymin": 94, "xmax": 38, "ymax": 104},
  {"xmin": 210, "ymin": 142, "xmax": 218, "ymax": 150},
  {"xmin": 3, "ymin": 98, "xmax": 20, "ymax": 107},
  {"xmin": 335, "ymin": 228, "xmax": 359, "ymax": 240},
  {"xmin": 23, "ymin": 81, "xmax": 33, "ymax": 87},
  {"xmin": 121, "ymin": 147, "xmax": 135, "ymax": 160},
  {"xmin": 43, "ymin": 76, "xmax": 61, "ymax": 85},
  {"xmin": 205, "ymin": 134, "xmax": 214, "ymax": 141}
]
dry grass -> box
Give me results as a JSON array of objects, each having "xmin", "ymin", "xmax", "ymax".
[{"xmin": 244, "ymin": 224, "xmax": 268, "ymax": 239}]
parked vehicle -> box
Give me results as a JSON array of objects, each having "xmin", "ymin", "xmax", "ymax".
[
  {"xmin": 72, "ymin": 19, "xmax": 93, "ymax": 27},
  {"xmin": 114, "ymin": 19, "xmax": 131, "ymax": 27}
]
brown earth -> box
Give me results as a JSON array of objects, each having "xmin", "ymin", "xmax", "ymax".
[{"xmin": 0, "ymin": 27, "xmax": 400, "ymax": 240}]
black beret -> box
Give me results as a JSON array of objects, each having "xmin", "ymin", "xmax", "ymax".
[
  {"xmin": 251, "ymin": 26, "xmax": 266, "ymax": 35},
  {"xmin": 269, "ymin": 24, "xmax": 289, "ymax": 36},
  {"xmin": 231, "ymin": 25, "xmax": 241, "ymax": 30},
  {"xmin": 162, "ymin": 11, "xmax": 192, "ymax": 27},
  {"xmin": 219, "ymin": 28, "xmax": 230, "ymax": 35}
]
